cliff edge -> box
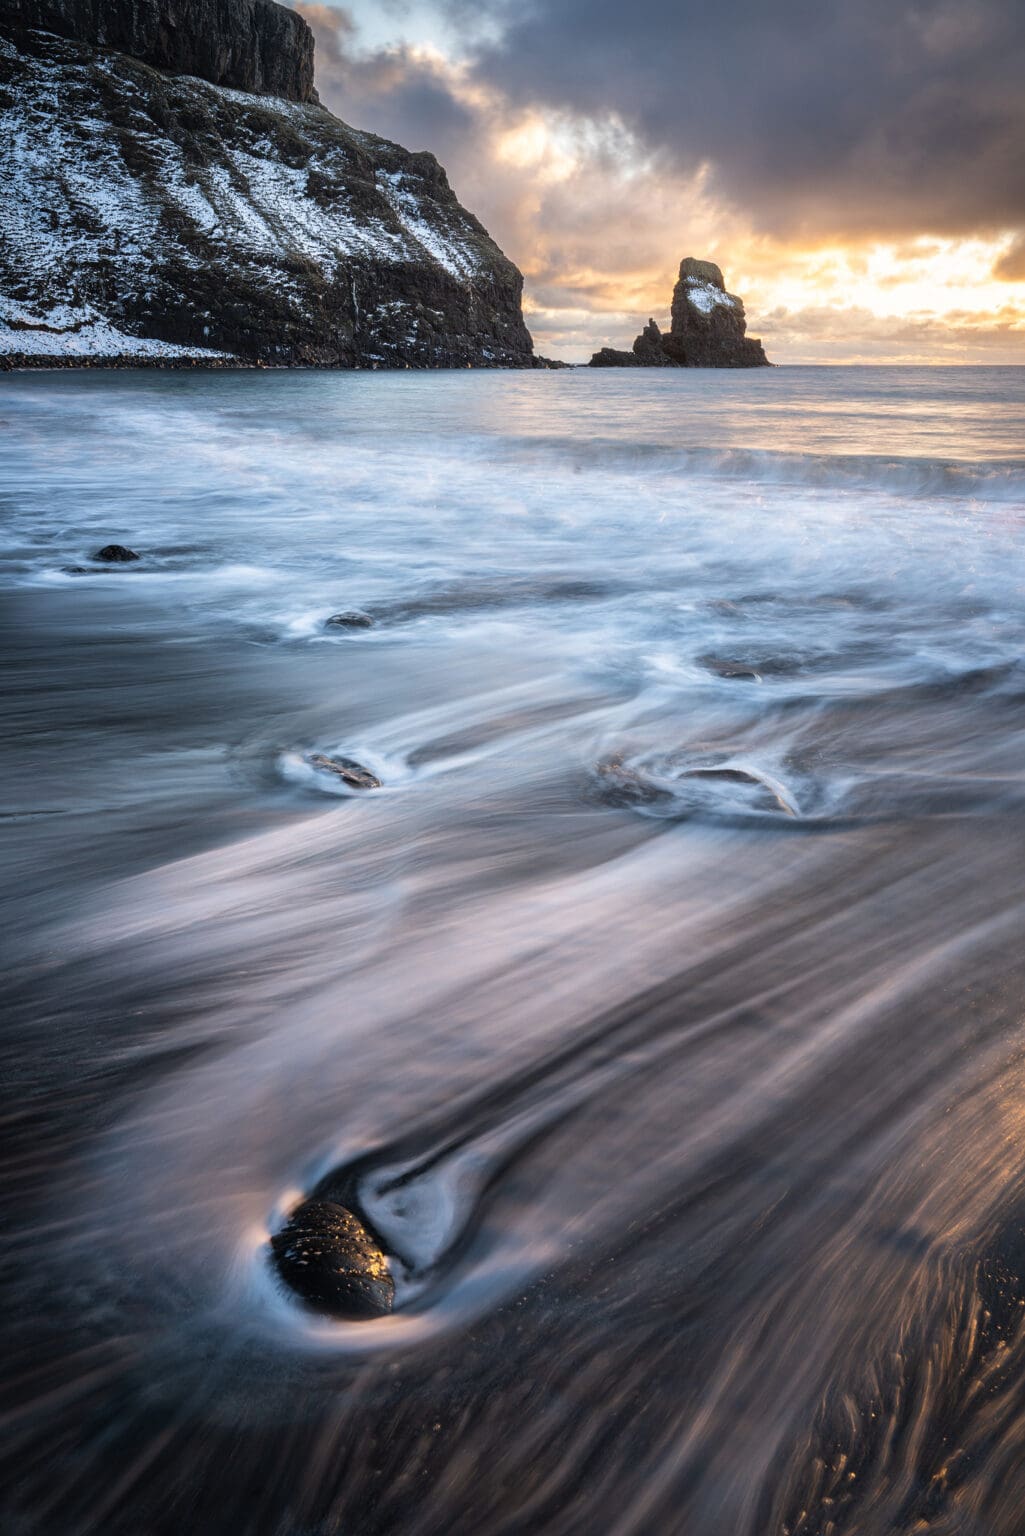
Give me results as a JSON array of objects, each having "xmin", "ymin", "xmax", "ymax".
[{"xmin": 3, "ymin": 0, "xmax": 317, "ymax": 103}]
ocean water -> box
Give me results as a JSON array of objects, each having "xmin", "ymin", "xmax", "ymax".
[{"xmin": 2, "ymin": 365, "xmax": 1025, "ymax": 1536}]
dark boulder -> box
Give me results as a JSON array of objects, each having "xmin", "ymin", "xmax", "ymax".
[
  {"xmin": 593, "ymin": 753, "xmax": 671, "ymax": 807},
  {"xmin": 589, "ymin": 257, "xmax": 770, "ymax": 368},
  {"xmin": 325, "ymin": 611, "xmax": 374, "ymax": 629},
  {"xmin": 308, "ymin": 753, "xmax": 382, "ymax": 790},
  {"xmin": 271, "ymin": 1199, "xmax": 395, "ymax": 1318},
  {"xmin": 92, "ymin": 544, "xmax": 140, "ymax": 562}
]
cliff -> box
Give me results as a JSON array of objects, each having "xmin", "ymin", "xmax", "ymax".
[
  {"xmin": 2, "ymin": 0, "xmax": 316, "ymax": 103},
  {"xmin": 590, "ymin": 258, "xmax": 769, "ymax": 368},
  {"xmin": 0, "ymin": 8, "xmax": 542, "ymax": 368}
]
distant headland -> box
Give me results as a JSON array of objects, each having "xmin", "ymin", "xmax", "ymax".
[
  {"xmin": 0, "ymin": 0, "xmax": 547, "ymax": 369},
  {"xmin": 589, "ymin": 258, "xmax": 770, "ymax": 368}
]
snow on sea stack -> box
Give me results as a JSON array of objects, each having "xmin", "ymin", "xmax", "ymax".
[
  {"xmin": 589, "ymin": 258, "xmax": 770, "ymax": 368},
  {"xmin": 0, "ymin": 0, "xmax": 543, "ymax": 368}
]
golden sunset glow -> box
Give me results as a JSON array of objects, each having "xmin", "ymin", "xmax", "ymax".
[{"xmin": 300, "ymin": 1, "xmax": 1025, "ymax": 363}]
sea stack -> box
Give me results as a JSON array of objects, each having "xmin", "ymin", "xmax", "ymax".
[{"xmin": 589, "ymin": 258, "xmax": 769, "ymax": 368}]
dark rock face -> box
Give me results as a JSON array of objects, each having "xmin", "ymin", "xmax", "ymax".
[
  {"xmin": 3, "ymin": 0, "xmax": 316, "ymax": 102},
  {"xmin": 632, "ymin": 318, "xmax": 674, "ymax": 366},
  {"xmin": 590, "ymin": 318, "xmax": 673, "ymax": 369},
  {"xmin": 589, "ymin": 257, "xmax": 769, "ymax": 368},
  {"xmin": 0, "ymin": 22, "xmax": 542, "ymax": 368},
  {"xmin": 271, "ymin": 1199, "xmax": 395, "ymax": 1318},
  {"xmin": 308, "ymin": 753, "xmax": 382, "ymax": 789},
  {"xmin": 92, "ymin": 544, "xmax": 140, "ymax": 562}
]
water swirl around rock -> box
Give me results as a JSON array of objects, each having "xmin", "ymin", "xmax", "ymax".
[{"xmin": 4, "ymin": 367, "xmax": 1025, "ymax": 1536}]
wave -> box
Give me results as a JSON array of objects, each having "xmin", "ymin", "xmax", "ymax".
[{"xmin": 498, "ymin": 435, "xmax": 1025, "ymax": 502}]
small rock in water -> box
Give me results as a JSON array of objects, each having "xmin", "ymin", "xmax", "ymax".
[
  {"xmin": 92, "ymin": 544, "xmax": 140, "ymax": 563},
  {"xmin": 271, "ymin": 1199, "xmax": 395, "ymax": 1319},
  {"xmin": 308, "ymin": 752, "xmax": 382, "ymax": 789},
  {"xmin": 681, "ymin": 766, "xmax": 797, "ymax": 816},
  {"xmin": 325, "ymin": 610, "xmax": 374, "ymax": 629},
  {"xmin": 594, "ymin": 753, "xmax": 670, "ymax": 806},
  {"xmin": 697, "ymin": 654, "xmax": 762, "ymax": 682}
]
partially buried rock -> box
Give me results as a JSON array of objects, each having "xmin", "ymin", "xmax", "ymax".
[
  {"xmin": 594, "ymin": 753, "xmax": 670, "ymax": 807},
  {"xmin": 92, "ymin": 544, "xmax": 140, "ymax": 563},
  {"xmin": 697, "ymin": 654, "xmax": 763, "ymax": 682},
  {"xmin": 271, "ymin": 1199, "xmax": 395, "ymax": 1319},
  {"xmin": 325, "ymin": 611, "xmax": 374, "ymax": 629},
  {"xmin": 308, "ymin": 752, "xmax": 382, "ymax": 789}
]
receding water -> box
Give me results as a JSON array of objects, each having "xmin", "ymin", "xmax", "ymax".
[{"xmin": 2, "ymin": 365, "xmax": 1025, "ymax": 1535}]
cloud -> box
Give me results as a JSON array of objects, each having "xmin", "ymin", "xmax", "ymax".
[
  {"xmin": 994, "ymin": 235, "xmax": 1025, "ymax": 282},
  {"xmin": 297, "ymin": 4, "xmax": 1025, "ymax": 362},
  {"xmin": 451, "ymin": 0, "xmax": 1025, "ymax": 243},
  {"xmin": 298, "ymin": 5, "xmax": 477, "ymax": 152},
  {"xmin": 297, "ymin": 6, "xmax": 747, "ymax": 336},
  {"xmin": 749, "ymin": 301, "xmax": 1025, "ymax": 363}
]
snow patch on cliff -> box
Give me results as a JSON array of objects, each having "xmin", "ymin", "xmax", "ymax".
[
  {"xmin": 0, "ymin": 44, "xmax": 483, "ymax": 285},
  {"xmin": 378, "ymin": 171, "xmax": 479, "ymax": 279},
  {"xmin": 685, "ymin": 279, "xmax": 737, "ymax": 316},
  {"xmin": 0, "ymin": 300, "xmax": 233, "ymax": 358}
]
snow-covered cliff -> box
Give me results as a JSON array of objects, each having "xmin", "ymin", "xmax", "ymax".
[{"xmin": 0, "ymin": 8, "xmax": 541, "ymax": 368}]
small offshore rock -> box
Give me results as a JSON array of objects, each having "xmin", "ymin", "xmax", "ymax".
[
  {"xmin": 325, "ymin": 611, "xmax": 374, "ymax": 629},
  {"xmin": 271, "ymin": 1199, "xmax": 395, "ymax": 1319},
  {"xmin": 308, "ymin": 752, "xmax": 382, "ymax": 789},
  {"xmin": 92, "ymin": 544, "xmax": 140, "ymax": 563}
]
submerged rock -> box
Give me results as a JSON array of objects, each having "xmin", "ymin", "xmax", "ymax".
[
  {"xmin": 271, "ymin": 1199, "xmax": 395, "ymax": 1319},
  {"xmin": 325, "ymin": 611, "xmax": 374, "ymax": 629},
  {"xmin": 594, "ymin": 752, "xmax": 799, "ymax": 819},
  {"xmin": 92, "ymin": 544, "xmax": 140, "ymax": 562},
  {"xmin": 589, "ymin": 257, "xmax": 769, "ymax": 368},
  {"xmin": 308, "ymin": 753, "xmax": 382, "ymax": 790},
  {"xmin": 697, "ymin": 654, "xmax": 763, "ymax": 682},
  {"xmin": 593, "ymin": 753, "xmax": 670, "ymax": 807},
  {"xmin": 679, "ymin": 766, "xmax": 798, "ymax": 817}
]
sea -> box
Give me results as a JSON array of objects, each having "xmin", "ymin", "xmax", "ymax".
[{"xmin": 2, "ymin": 365, "xmax": 1025, "ymax": 1535}]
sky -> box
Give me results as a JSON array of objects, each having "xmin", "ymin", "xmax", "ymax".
[{"xmin": 296, "ymin": 0, "xmax": 1025, "ymax": 364}]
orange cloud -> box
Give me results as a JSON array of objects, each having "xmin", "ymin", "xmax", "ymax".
[{"xmin": 298, "ymin": 5, "xmax": 1025, "ymax": 363}]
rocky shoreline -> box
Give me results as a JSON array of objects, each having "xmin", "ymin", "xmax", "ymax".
[{"xmin": 0, "ymin": 353, "xmax": 563, "ymax": 372}]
